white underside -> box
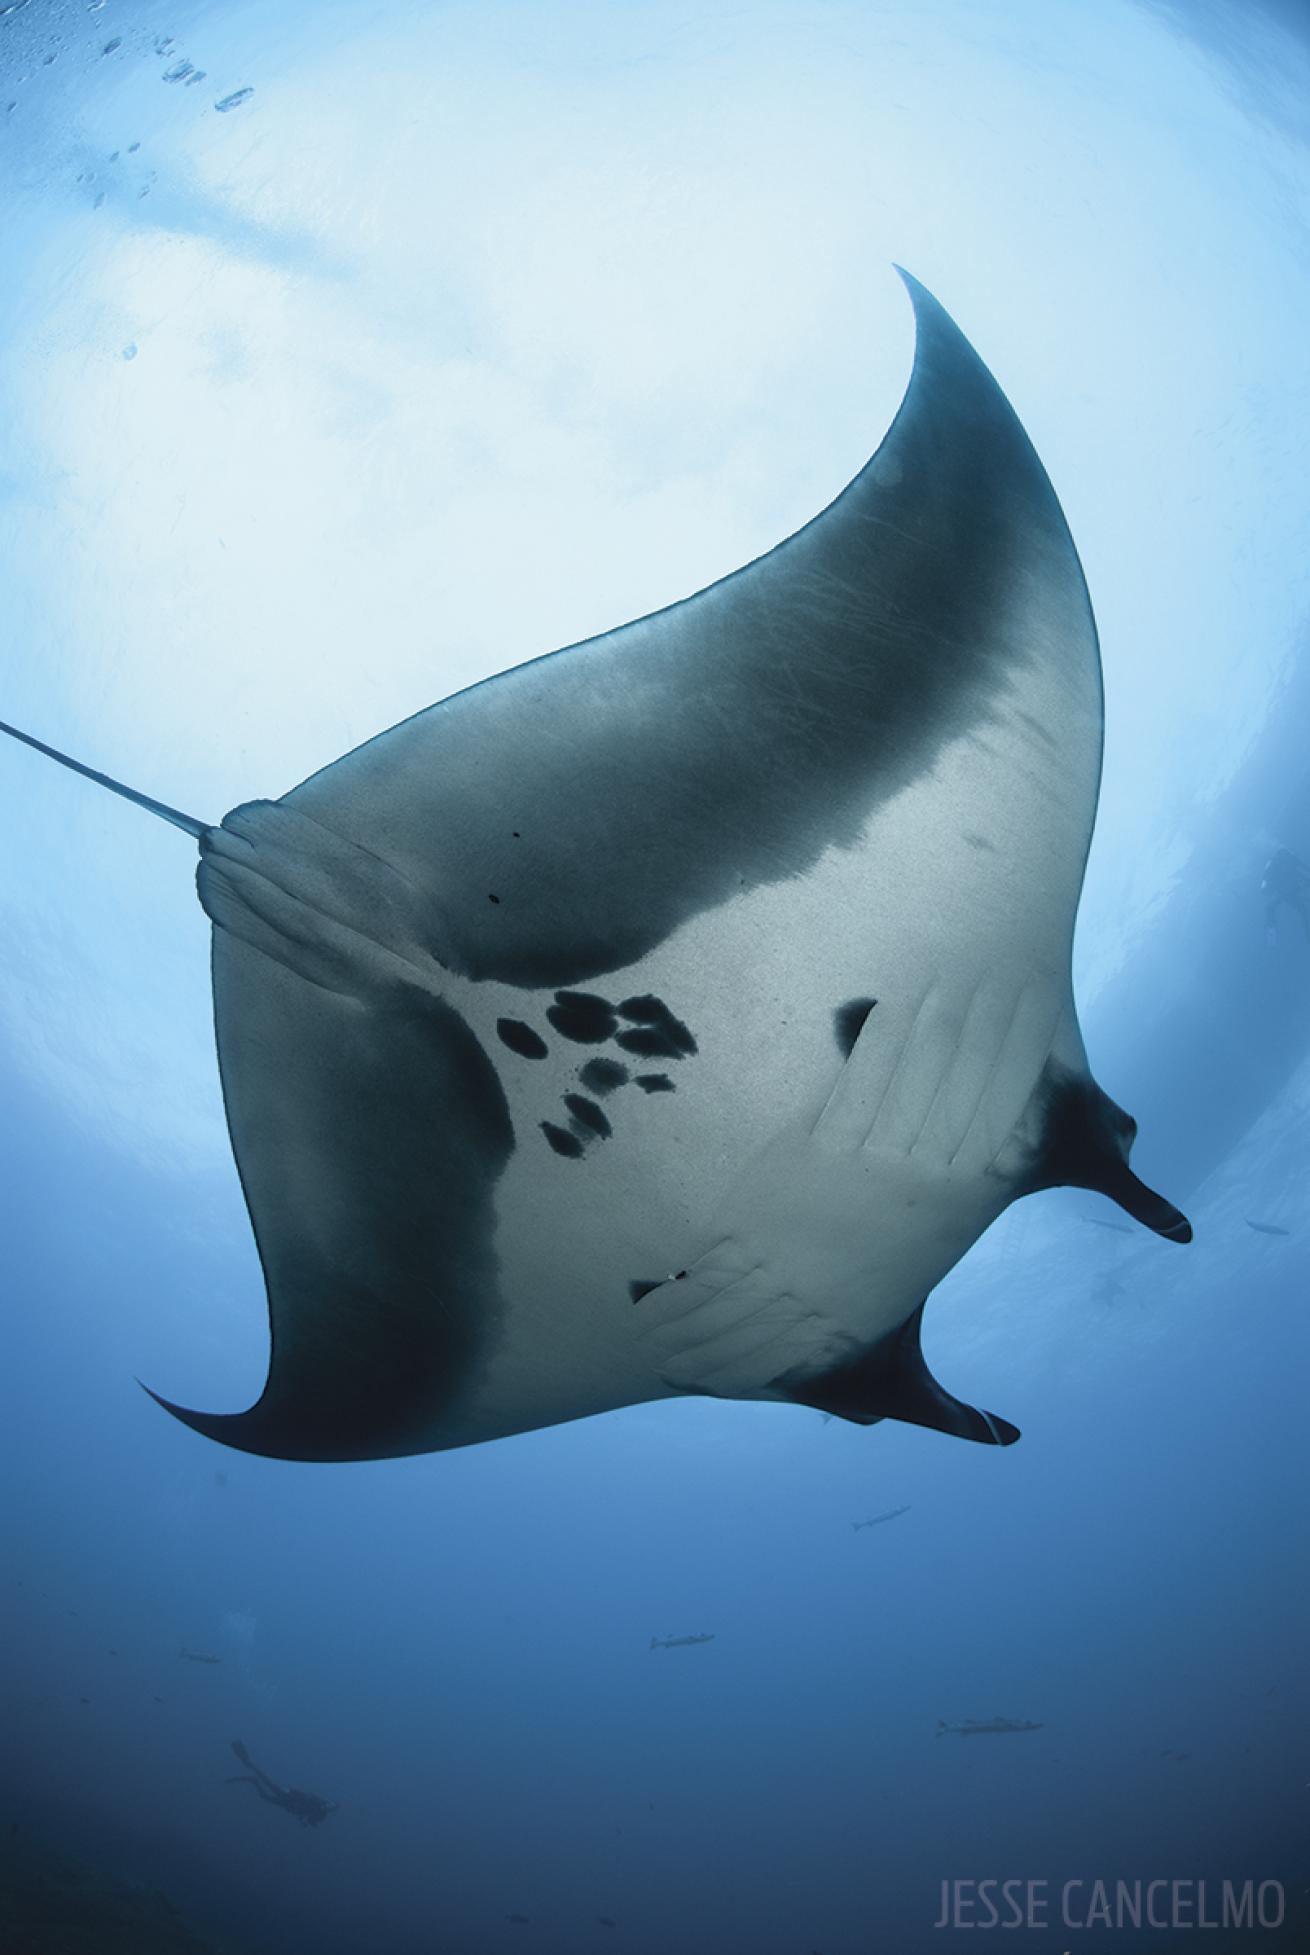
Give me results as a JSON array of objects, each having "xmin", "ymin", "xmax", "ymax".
[{"xmin": 453, "ymin": 696, "xmax": 1090, "ymax": 1435}]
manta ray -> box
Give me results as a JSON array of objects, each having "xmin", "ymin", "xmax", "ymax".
[{"xmin": 1, "ymin": 271, "xmax": 1190, "ymax": 1464}]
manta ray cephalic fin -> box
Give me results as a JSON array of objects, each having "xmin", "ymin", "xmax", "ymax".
[
  {"xmin": 781, "ymin": 1302, "xmax": 1021, "ymax": 1445},
  {"xmin": 1022, "ymin": 1064, "xmax": 1193, "ymax": 1242}
]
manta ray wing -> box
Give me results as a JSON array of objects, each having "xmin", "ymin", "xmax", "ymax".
[
  {"xmin": 151, "ymin": 272, "xmax": 1187, "ymax": 1463},
  {"xmin": 284, "ymin": 270, "xmax": 1100, "ymax": 992}
]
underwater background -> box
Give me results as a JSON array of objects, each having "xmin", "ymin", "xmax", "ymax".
[{"xmin": 2, "ymin": 0, "xmax": 1307, "ymax": 1950}]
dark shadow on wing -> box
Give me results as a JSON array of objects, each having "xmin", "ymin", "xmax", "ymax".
[
  {"xmin": 286, "ymin": 273, "xmax": 1101, "ymax": 991},
  {"xmin": 150, "ymin": 941, "xmax": 513, "ymax": 1461}
]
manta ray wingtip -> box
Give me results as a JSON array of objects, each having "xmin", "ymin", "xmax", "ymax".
[
  {"xmin": 138, "ymin": 1377, "xmax": 416, "ymax": 1463},
  {"xmin": 890, "ymin": 263, "xmax": 945, "ymax": 315},
  {"xmin": 139, "ymin": 1378, "xmax": 217, "ymax": 1433},
  {"xmin": 138, "ymin": 1380, "xmax": 269, "ymax": 1456}
]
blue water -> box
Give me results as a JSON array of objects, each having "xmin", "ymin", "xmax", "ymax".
[{"xmin": 2, "ymin": 3, "xmax": 1308, "ymax": 1951}]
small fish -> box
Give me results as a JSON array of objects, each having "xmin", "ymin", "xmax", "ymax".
[
  {"xmin": 1245, "ymin": 1218, "xmax": 1290, "ymax": 1236},
  {"xmin": 650, "ymin": 1633, "xmax": 715, "ymax": 1650},
  {"xmin": 179, "ymin": 1649, "xmax": 222, "ymax": 1665},
  {"xmin": 851, "ymin": 1505, "xmax": 910, "ymax": 1531},
  {"xmin": 935, "ymin": 1717, "xmax": 1043, "ymax": 1737}
]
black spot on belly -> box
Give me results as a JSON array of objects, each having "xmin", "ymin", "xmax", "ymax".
[
  {"xmin": 548, "ymin": 991, "xmax": 619, "ymax": 1044},
  {"xmin": 617, "ymin": 1027, "xmax": 682, "ymax": 1060},
  {"xmin": 564, "ymin": 1093, "xmax": 612, "ymax": 1139},
  {"xmin": 617, "ymin": 1024, "xmax": 676, "ymax": 1055},
  {"xmin": 541, "ymin": 1121, "xmax": 585, "ymax": 1159},
  {"xmin": 629, "ymin": 1278, "xmax": 662, "ymax": 1303},
  {"xmin": 635, "ymin": 1073, "xmax": 675, "ymax": 1093},
  {"xmin": 579, "ymin": 1057, "xmax": 629, "ymax": 1095},
  {"xmin": 618, "ymin": 995, "xmax": 697, "ymax": 1055},
  {"xmin": 833, "ymin": 997, "xmax": 877, "ymax": 1058},
  {"xmin": 497, "ymin": 1018, "xmax": 548, "ymax": 1060}
]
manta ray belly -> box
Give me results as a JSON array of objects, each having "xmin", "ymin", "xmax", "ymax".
[
  {"xmin": 624, "ymin": 958, "xmax": 1072, "ymax": 1406},
  {"xmin": 450, "ymin": 763, "xmax": 1077, "ymax": 1433}
]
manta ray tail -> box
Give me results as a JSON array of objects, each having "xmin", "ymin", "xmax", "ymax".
[
  {"xmin": 785, "ymin": 1303, "xmax": 1020, "ymax": 1445},
  {"xmin": 0, "ymin": 717, "xmax": 208, "ymax": 839}
]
